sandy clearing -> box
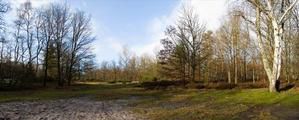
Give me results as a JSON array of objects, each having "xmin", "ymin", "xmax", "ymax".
[{"xmin": 0, "ymin": 97, "xmax": 143, "ymax": 120}]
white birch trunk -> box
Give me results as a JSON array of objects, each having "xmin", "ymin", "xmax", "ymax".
[
  {"xmin": 253, "ymin": 0, "xmax": 298, "ymax": 92},
  {"xmin": 255, "ymin": 7, "xmax": 275, "ymax": 92},
  {"xmin": 270, "ymin": 21, "xmax": 283, "ymax": 92}
]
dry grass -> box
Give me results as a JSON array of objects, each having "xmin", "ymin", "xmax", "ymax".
[{"xmin": 1, "ymin": 82, "xmax": 299, "ymax": 119}]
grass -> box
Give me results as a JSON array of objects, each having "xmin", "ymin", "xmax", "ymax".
[
  {"xmin": 0, "ymin": 83, "xmax": 132, "ymax": 102},
  {"xmin": 1, "ymin": 82, "xmax": 299, "ymax": 119},
  {"xmin": 129, "ymin": 88, "xmax": 299, "ymax": 120}
]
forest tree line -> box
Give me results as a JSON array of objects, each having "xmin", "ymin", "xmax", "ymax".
[
  {"xmin": 84, "ymin": 47, "xmax": 158, "ymax": 82},
  {"xmin": 1, "ymin": 0, "xmax": 299, "ymax": 92},
  {"xmin": 87, "ymin": 0, "xmax": 299, "ymax": 92},
  {"xmin": 0, "ymin": 0, "xmax": 95, "ymax": 88}
]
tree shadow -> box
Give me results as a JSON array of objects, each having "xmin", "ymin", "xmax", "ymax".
[{"xmin": 278, "ymin": 82, "xmax": 295, "ymax": 92}]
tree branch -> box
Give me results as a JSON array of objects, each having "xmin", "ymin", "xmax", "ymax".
[
  {"xmin": 278, "ymin": 0, "xmax": 299, "ymax": 24},
  {"xmin": 240, "ymin": 14, "xmax": 255, "ymax": 26},
  {"xmin": 246, "ymin": 0, "xmax": 268, "ymax": 13}
]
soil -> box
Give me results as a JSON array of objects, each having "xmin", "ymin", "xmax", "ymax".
[{"xmin": 0, "ymin": 97, "xmax": 143, "ymax": 120}]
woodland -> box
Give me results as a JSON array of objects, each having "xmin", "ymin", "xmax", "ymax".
[{"xmin": 1, "ymin": 0, "xmax": 299, "ymax": 119}]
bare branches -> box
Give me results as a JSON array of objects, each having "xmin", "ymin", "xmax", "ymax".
[
  {"xmin": 242, "ymin": 0, "xmax": 299, "ymax": 92},
  {"xmin": 246, "ymin": 0, "xmax": 268, "ymax": 12},
  {"xmin": 158, "ymin": 7, "xmax": 210, "ymax": 82},
  {"xmin": 278, "ymin": 0, "xmax": 299, "ymax": 24},
  {"xmin": 66, "ymin": 10, "xmax": 95, "ymax": 85},
  {"xmin": 0, "ymin": 1, "xmax": 96, "ymax": 88},
  {"xmin": 237, "ymin": 11, "xmax": 256, "ymax": 26}
]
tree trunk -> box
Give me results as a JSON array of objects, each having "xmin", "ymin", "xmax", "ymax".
[
  {"xmin": 252, "ymin": 66, "xmax": 255, "ymax": 84},
  {"xmin": 234, "ymin": 57, "xmax": 238, "ymax": 84},
  {"xmin": 228, "ymin": 69, "xmax": 231, "ymax": 84},
  {"xmin": 67, "ymin": 68, "xmax": 72, "ymax": 86},
  {"xmin": 269, "ymin": 21, "xmax": 283, "ymax": 92},
  {"xmin": 244, "ymin": 55, "xmax": 247, "ymax": 81},
  {"xmin": 255, "ymin": 7, "xmax": 279, "ymax": 93},
  {"xmin": 43, "ymin": 41, "xmax": 50, "ymax": 87},
  {"xmin": 57, "ymin": 44, "xmax": 63, "ymax": 87}
]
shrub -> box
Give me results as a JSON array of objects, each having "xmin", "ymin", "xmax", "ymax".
[
  {"xmin": 204, "ymin": 82, "xmax": 237, "ymax": 90},
  {"xmin": 140, "ymin": 80, "xmax": 188, "ymax": 90},
  {"xmin": 236, "ymin": 82, "xmax": 267, "ymax": 89}
]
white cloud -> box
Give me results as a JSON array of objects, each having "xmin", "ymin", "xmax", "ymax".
[
  {"xmin": 135, "ymin": 1, "xmax": 181, "ymax": 57},
  {"xmin": 186, "ymin": 0, "xmax": 229, "ymax": 30},
  {"xmin": 5, "ymin": 0, "xmax": 229, "ymax": 63},
  {"xmin": 92, "ymin": 36, "xmax": 126, "ymax": 63},
  {"xmin": 6, "ymin": 0, "xmax": 59, "ymax": 27},
  {"xmin": 139, "ymin": 0, "xmax": 229, "ymax": 57},
  {"xmin": 10, "ymin": 0, "xmax": 56, "ymax": 8}
]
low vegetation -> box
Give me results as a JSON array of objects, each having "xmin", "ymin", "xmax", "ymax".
[
  {"xmin": 1, "ymin": 0, "xmax": 299, "ymax": 119},
  {"xmin": 1, "ymin": 82, "xmax": 299, "ymax": 119}
]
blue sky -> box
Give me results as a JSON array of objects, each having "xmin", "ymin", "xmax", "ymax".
[
  {"xmin": 73, "ymin": 0, "xmax": 181, "ymax": 62},
  {"xmin": 9, "ymin": 0, "xmax": 228, "ymax": 64}
]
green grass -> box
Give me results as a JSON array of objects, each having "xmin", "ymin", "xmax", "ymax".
[
  {"xmin": 1, "ymin": 82, "xmax": 299, "ymax": 119},
  {"xmin": 131, "ymin": 88, "xmax": 299, "ymax": 120},
  {"xmin": 0, "ymin": 83, "xmax": 135, "ymax": 102}
]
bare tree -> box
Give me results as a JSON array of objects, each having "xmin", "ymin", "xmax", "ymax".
[
  {"xmin": 18, "ymin": 1, "xmax": 35, "ymax": 73},
  {"xmin": 33, "ymin": 9, "xmax": 45, "ymax": 74},
  {"xmin": 50, "ymin": 3, "xmax": 70, "ymax": 87},
  {"xmin": 217, "ymin": 21, "xmax": 234, "ymax": 84},
  {"xmin": 157, "ymin": 7, "xmax": 208, "ymax": 84},
  {"xmin": 241, "ymin": 0, "xmax": 299, "ymax": 92},
  {"xmin": 0, "ymin": 0, "xmax": 9, "ymax": 31},
  {"xmin": 111, "ymin": 60, "xmax": 119, "ymax": 81},
  {"xmin": 119, "ymin": 46, "xmax": 133, "ymax": 81},
  {"xmin": 66, "ymin": 10, "xmax": 95, "ymax": 85},
  {"xmin": 40, "ymin": 5, "xmax": 54, "ymax": 87},
  {"xmin": 177, "ymin": 7, "xmax": 206, "ymax": 82}
]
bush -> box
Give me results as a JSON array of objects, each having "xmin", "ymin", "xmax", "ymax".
[
  {"xmin": 236, "ymin": 82, "xmax": 267, "ymax": 89},
  {"xmin": 204, "ymin": 82, "xmax": 237, "ymax": 90},
  {"xmin": 140, "ymin": 80, "xmax": 188, "ymax": 90},
  {"xmin": 140, "ymin": 80, "xmax": 269, "ymax": 90},
  {"xmin": 108, "ymin": 81, "xmax": 116, "ymax": 84}
]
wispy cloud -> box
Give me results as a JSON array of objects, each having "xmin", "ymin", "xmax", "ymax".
[
  {"xmin": 186, "ymin": 0, "xmax": 229, "ymax": 30},
  {"xmin": 137, "ymin": 1, "xmax": 181, "ymax": 57},
  {"xmin": 5, "ymin": 0, "xmax": 229, "ymax": 63},
  {"xmin": 10, "ymin": 0, "xmax": 58, "ymax": 9},
  {"xmin": 140, "ymin": 0, "xmax": 228, "ymax": 58},
  {"xmin": 6, "ymin": 0, "xmax": 59, "ymax": 26}
]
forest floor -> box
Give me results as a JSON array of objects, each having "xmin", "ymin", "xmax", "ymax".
[{"xmin": 1, "ymin": 82, "xmax": 299, "ymax": 120}]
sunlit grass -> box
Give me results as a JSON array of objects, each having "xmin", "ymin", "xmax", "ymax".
[{"xmin": 0, "ymin": 83, "xmax": 299, "ymax": 119}]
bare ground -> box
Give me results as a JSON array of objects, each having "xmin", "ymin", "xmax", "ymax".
[{"xmin": 0, "ymin": 96, "xmax": 143, "ymax": 120}]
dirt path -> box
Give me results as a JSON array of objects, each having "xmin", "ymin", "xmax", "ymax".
[{"xmin": 0, "ymin": 97, "xmax": 143, "ymax": 120}]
